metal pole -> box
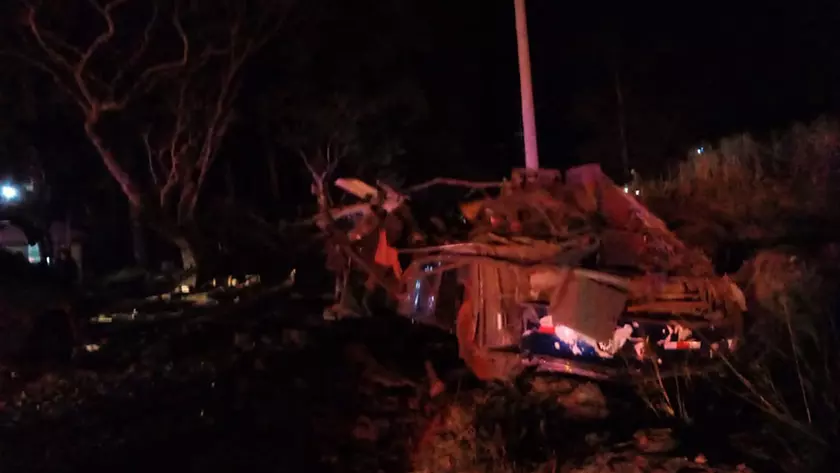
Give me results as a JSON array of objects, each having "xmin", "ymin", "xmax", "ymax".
[{"xmin": 514, "ymin": 0, "xmax": 539, "ymax": 169}]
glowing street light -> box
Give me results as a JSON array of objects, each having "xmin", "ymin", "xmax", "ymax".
[{"xmin": 1, "ymin": 184, "xmax": 20, "ymax": 202}]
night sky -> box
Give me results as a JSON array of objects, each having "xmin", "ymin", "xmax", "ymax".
[
  {"xmin": 470, "ymin": 0, "xmax": 840, "ymax": 178},
  {"xmin": 0, "ymin": 0, "xmax": 837, "ymax": 272},
  {"xmin": 3, "ymin": 0, "xmax": 840, "ymax": 206}
]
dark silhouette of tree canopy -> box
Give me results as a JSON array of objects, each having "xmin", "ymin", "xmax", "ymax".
[{"xmin": 252, "ymin": 0, "xmax": 431, "ymax": 216}]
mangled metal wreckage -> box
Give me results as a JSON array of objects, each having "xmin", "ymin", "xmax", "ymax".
[{"xmin": 321, "ymin": 164, "xmax": 746, "ymax": 382}]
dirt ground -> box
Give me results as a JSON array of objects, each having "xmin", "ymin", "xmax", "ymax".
[{"xmin": 0, "ymin": 298, "xmax": 765, "ymax": 473}]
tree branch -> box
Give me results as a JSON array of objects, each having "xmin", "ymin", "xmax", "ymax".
[
  {"xmin": 76, "ymin": 0, "xmax": 130, "ymax": 111},
  {"xmin": 406, "ymin": 178, "xmax": 502, "ymax": 194},
  {"xmin": 102, "ymin": 3, "xmax": 189, "ymax": 112},
  {"xmin": 110, "ymin": 0, "xmax": 159, "ymax": 90},
  {"xmin": 25, "ymin": 7, "xmax": 76, "ymax": 76},
  {"xmin": 84, "ymin": 120, "xmax": 142, "ymax": 208},
  {"xmin": 23, "ymin": 0, "xmax": 143, "ymax": 203},
  {"xmin": 0, "ymin": 50, "xmax": 87, "ymax": 110},
  {"xmin": 158, "ymin": 79, "xmax": 191, "ymax": 209}
]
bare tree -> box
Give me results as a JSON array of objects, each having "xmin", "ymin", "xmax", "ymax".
[
  {"xmin": 16, "ymin": 0, "xmax": 290, "ymax": 280},
  {"xmin": 271, "ymin": 87, "xmax": 424, "ymax": 217}
]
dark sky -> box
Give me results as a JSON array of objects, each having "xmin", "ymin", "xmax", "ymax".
[
  {"xmin": 4, "ymin": 0, "xmax": 840, "ymax": 202},
  {"xmin": 2, "ymin": 0, "xmax": 838, "ymax": 269},
  {"xmin": 469, "ymin": 0, "xmax": 840, "ymax": 178}
]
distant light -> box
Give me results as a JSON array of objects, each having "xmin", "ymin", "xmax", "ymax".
[
  {"xmin": 696, "ymin": 147, "xmax": 704, "ymax": 155},
  {"xmin": 623, "ymin": 186, "xmax": 629, "ymax": 193},
  {"xmin": 1, "ymin": 184, "xmax": 19, "ymax": 201},
  {"xmin": 634, "ymin": 189, "xmax": 641, "ymax": 196}
]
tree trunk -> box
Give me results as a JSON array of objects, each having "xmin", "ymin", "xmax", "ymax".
[
  {"xmin": 266, "ymin": 152, "xmax": 281, "ymax": 204},
  {"xmin": 173, "ymin": 236, "xmax": 198, "ymax": 288},
  {"xmin": 84, "ymin": 120, "xmax": 143, "ymax": 209},
  {"xmin": 224, "ymin": 161, "xmax": 236, "ymax": 203},
  {"xmin": 130, "ymin": 205, "xmax": 148, "ymax": 268}
]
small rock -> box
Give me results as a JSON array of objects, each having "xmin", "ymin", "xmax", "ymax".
[
  {"xmin": 425, "ymin": 361, "xmax": 445, "ymax": 398},
  {"xmin": 345, "ymin": 344, "xmax": 416, "ymax": 389},
  {"xmin": 633, "ymin": 455, "xmax": 649, "ymax": 469},
  {"xmin": 633, "ymin": 428, "xmax": 678, "ymax": 453},
  {"xmin": 429, "ymin": 380, "xmax": 445, "ymax": 398},
  {"xmin": 233, "ymin": 332, "xmax": 254, "ymax": 351},
  {"xmin": 352, "ymin": 416, "xmax": 379, "ymax": 442},
  {"xmin": 407, "ymin": 397, "xmax": 420, "ymax": 411},
  {"xmin": 372, "ymin": 417, "xmax": 390, "ymax": 433},
  {"xmin": 281, "ymin": 328, "xmax": 308, "ymax": 348},
  {"xmin": 584, "ymin": 432, "xmax": 608, "ymax": 446},
  {"xmin": 530, "ymin": 376, "xmax": 576, "ymax": 394},
  {"xmin": 557, "ymin": 382, "xmax": 609, "ymax": 419}
]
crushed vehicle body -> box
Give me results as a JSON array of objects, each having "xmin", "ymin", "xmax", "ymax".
[{"xmin": 323, "ymin": 165, "xmax": 747, "ymax": 382}]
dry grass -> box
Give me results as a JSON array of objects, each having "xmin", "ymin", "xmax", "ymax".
[
  {"xmin": 637, "ymin": 117, "xmax": 840, "ymax": 471},
  {"xmin": 412, "ymin": 378, "xmax": 756, "ymax": 473},
  {"xmin": 722, "ymin": 250, "xmax": 840, "ymax": 472}
]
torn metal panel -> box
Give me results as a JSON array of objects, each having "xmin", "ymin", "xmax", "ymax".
[
  {"xmin": 470, "ymin": 262, "xmax": 521, "ymax": 349},
  {"xmin": 547, "ymin": 271, "xmax": 628, "ymax": 343},
  {"xmin": 527, "ymin": 266, "xmax": 572, "ymax": 302}
]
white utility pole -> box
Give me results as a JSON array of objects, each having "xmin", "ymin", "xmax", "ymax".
[{"xmin": 514, "ymin": 0, "xmax": 539, "ymax": 169}]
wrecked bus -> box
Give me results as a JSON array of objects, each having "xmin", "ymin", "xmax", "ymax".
[{"xmin": 326, "ymin": 164, "xmax": 746, "ymax": 382}]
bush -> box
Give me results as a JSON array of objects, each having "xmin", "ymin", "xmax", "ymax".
[
  {"xmin": 725, "ymin": 249, "xmax": 840, "ymax": 472},
  {"xmin": 639, "ymin": 118, "xmax": 840, "ymax": 471},
  {"xmin": 641, "ymin": 117, "xmax": 840, "ymax": 249}
]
